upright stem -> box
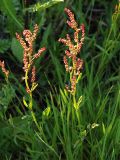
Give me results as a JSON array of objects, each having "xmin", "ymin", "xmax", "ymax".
[{"xmin": 24, "ymin": 66, "xmax": 46, "ymax": 140}]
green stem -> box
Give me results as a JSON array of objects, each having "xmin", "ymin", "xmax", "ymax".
[
  {"xmin": 24, "ymin": 65, "xmax": 46, "ymax": 140},
  {"xmin": 31, "ymin": 110, "xmax": 43, "ymax": 132},
  {"xmin": 76, "ymin": 109, "xmax": 80, "ymax": 127},
  {"xmin": 25, "ymin": 67, "xmax": 30, "ymax": 91}
]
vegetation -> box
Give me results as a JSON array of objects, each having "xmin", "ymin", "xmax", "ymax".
[{"xmin": 0, "ymin": 0, "xmax": 120, "ymax": 159}]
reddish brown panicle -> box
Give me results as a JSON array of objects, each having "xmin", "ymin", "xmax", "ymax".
[
  {"xmin": 33, "ymin": 47, "xmax": 46, "ymax": 59},
  {"xmin": 16, "ymin": 24, "xmax": 46, "ymax": 73},
  {"xmin": 0, "ymin": 60, "xmax": 9, "ymax": 78},
  {"xmin": 64, "ymin": 8, "xmax": 78, "ymax": 30},
  {"xmin": 16, "ymin": 24, "xmax": 46, "ymax": 94},
  {"xmin": 59, "ymin": 8, "xmax": 85, "ymax": 94}
]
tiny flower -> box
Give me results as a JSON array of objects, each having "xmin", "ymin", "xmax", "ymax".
[
  {"xmin": 63, "ymin": 56, "xmax": 69, "ymax": 72},
  {"xmin": 68, "ymin": 66, "xmax": 73, "ymax": 71},
  {"xmin": 16, "ymin": 33, "xmax": 27, "ymax": 49},
  {"xmin": 23, "ymin": 30, "xmax": 32, "ymax": 38},
  {"xmin": 26, "ymin": 88, "xmax": 30, "ymax": 93},
  {"xmin": 74, "ymin": 29, "xmax": 80, "ymax": 43},
  {"xmin": 65, "ymin": 50, "xmax": 72, "ymax": 58},
  {"xmin": 71, "ymin": 75, "xmax": 77, "ymax": 93},
  {"xmin": 31, "ymin": 66, "xmax": 36, "ymax": 83},
  {"xmin": 32, "ymin": 24, "xmax": 39, "ymax": 40},
  {"xmin": 76, "ymin": 58, "xmax": 83, "ymax": 71},
  {"xmin": 58, "ymin": 38, "xmax": 67, "ymax": 45},
  {"xmin": 23, "ymin": 51, "xmax": 28, "ymax": 72},
  {"xmin": 64, "ymin": 8, "xmax": 78, "ymax": 30},
  {"xmin": 33, "ymin": 47, "xmax": 46, "ymax": 59}
]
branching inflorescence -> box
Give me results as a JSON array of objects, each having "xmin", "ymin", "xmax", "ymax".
[
  {"xmin": 16, "ymin": 24, "xmax": 46, "ymax": 96},
  {"xmin": 16, "ymin": 24, "xmax": 46, "ymax": 131},
  {"xmin": 59, "ymin": 8, "xmax": 85, "ymax": 95}
]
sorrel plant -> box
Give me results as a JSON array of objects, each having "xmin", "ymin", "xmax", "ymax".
[
  {"xmin": 16, "ymin": 24, "xmax": 46, "ymax": 132},
  {"xmin": 1, "ymin": 5, "xmax": 115, "ymax": 159}
]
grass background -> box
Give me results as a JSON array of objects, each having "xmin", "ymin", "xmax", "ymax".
[{"xmin": 0, "ymin": 0, "xmax": 120, "ymax": 159}]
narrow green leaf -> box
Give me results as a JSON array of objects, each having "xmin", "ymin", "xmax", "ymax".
[
  {"xmin": 43, "ymin": 106, "xmax": 51, "ymax": 117},
  {"xmin": 26, "ymin": 0, "xmax": 64, "ymax": 12},
  {"xmin": 60, "ymin": 89, "xmax": 68, "ymax": 103},
  {"xmin": 102, "ymin": 123, "xmax": 106, "ymax": 134},
  {"xmin": 23, "ymin": 97, "xmax": 28, "ymax": 108},
  {"xmin": 1, "ymin": 0, "xmax": 23, "ymax": 29},
  {"xmin": 74, "ymin": 95, "xmax": 83, "ymax": 110}
]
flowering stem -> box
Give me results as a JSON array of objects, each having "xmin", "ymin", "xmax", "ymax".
[
  {"xmin": 24, "ymin": 66, "xmax": 41, "ymax": 130},
  {"xmin": 31, "ymin": 110, "xmax": 42, "ymax": 133},
  {"xmin": 16, "ymin": 23, "xmax": 46, "ymax": 141},
  {"xmin": 59, "ymin": 8, "xmax": 85, "ymax": 94}
]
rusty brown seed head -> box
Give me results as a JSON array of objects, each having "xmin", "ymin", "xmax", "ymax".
[{"xmin": 59, "ymin": 8, "xmax": 85, "ymax": 94}]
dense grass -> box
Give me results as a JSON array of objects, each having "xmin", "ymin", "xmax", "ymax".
[{"xmin": 0, "ymin": 0, "xmax": 120, "ymax": 159}]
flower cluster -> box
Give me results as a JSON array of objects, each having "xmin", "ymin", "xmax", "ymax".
[
  {"xmin": 16, "ymin": 24, "xmax": 46, "ymax": 93},
  {"xmin": 59, "ymin": 8, "xmax": 85, "ymax": 94},
  {"xmin": 0, "ymin": 60, "xmax": 9, "ymax": 78}
]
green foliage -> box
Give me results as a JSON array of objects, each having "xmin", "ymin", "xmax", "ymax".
[
  {"xmin": 27, "ymin": 0, "xmax": 64, "ymax": 12},
  {"xmin": 0, "ymin": 84, "xmax": 15, "ymax": 112},
  {"xmin": 0, "ymin": 40, "xmax": 10, "ymax": 54},
  {"xmin": 0, "ymin": 0, "xmax": 23, "ymax": 30},
  {"xmin": 0, "ymin": 0, "xmax": 120, "ymax": 159},
  {"xmin": 42, "ymin": 106, "xmax": 51, "ymax": 117},
  {"xmin": 11, "ymin": 38, "xmax": 23, "ymax": 63}
]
